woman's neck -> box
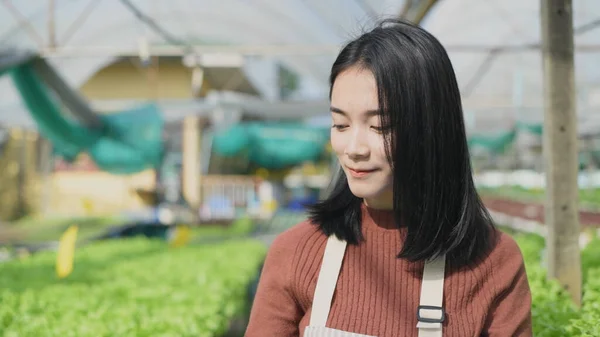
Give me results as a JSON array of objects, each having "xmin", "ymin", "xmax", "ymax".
[
  {"xmin": 361, "ymin": 202, "xmax": 398, "ymax": 231},
  {"xmin": 363, "ymin": 189, "xmax": 394, "ymax": 210}
]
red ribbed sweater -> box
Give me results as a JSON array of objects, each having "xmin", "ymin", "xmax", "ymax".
[{"xmin": 245, "ymin": 205, "xmax": 532, "ymax": 337}]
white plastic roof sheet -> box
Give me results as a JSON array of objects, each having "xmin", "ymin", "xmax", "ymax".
[
  {"xmin": 424, "ymin": 0, "xmax": 600, "ymax": 132},
  {"xmin": 0, "ymin": 0, "xmax": 405, "ymax": 90},
  {"xmin": 1, "ymin": 0, "xmax": 600, "ymax": 133},
  {"xmin": 0, "ymin": 0, "xmax": 403, "ymax": 127}
]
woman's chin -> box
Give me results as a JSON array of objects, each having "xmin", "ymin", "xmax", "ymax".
[{"xmin": 348, "ymin": 184, "xmax": 385, "ymax": 201}]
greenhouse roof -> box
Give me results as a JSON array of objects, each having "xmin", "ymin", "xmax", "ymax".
[
  {"xmin": 424, "ymin": 0, "xmax": 600, "ymax": 132},
  {"xmin": 1, "ymin": 0, "xmax": 600, "ymax": 133},
  {"xmin": 0, "ymin": 0, "xmax": 406, "ymax": 127}
]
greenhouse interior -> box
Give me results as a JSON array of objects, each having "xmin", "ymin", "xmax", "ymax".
[{"xmin": 1, "ymin": 0, "xmax": 600, "ymax": 336}]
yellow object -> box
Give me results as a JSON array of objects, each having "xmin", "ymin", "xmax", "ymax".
[
  {"xmin": 56, "ymin": 225, "xmax": 79, "ymax": 279},
  {"xmin": 261, "ymin": 199, "xmax": 278, "ymax": 213},
  {"xmin": 82, "ymin": 198, "xmax": 94, "ymax": 215},
  {"xmin": 302, "ymin": 162, "xmax": 318, "ymax": 175},
  {"xmin": 256, "ymin": 168, "xmax": 269, "ymax": 179},
  {"xmin": 170, "ymin": 225, "xmax": 191, "ymax": 248}
]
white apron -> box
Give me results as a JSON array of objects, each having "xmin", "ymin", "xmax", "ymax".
[{"xmin": 303, "ymin": 235, "xmax": 446, "ymax": 337}]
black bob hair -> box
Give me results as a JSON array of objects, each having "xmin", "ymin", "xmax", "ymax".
[{"xmin": 308, "ymin": 18, "xmax": 496, "ymax": 269}]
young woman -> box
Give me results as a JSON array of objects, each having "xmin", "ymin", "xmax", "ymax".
[{"xmin": 245, "ymin": 19, "xmax": 532, "ymax": 337}]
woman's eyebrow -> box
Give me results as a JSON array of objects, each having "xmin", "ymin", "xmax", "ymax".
[
  {"xmin": 330, "ymin": 106, "xmax": 346, "ymax": 115},
  {"xmin": 330, "ymin": 106, "xmax": 380, "ymax": 116}
]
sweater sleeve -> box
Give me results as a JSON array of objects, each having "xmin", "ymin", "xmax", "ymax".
[
  {"xmin": 245, "ymin": 233, "xmax": 303, "ymax": 337},
  {"xmin": 483, "ymin": 233, "xmax": 533, "ymax": 337}
]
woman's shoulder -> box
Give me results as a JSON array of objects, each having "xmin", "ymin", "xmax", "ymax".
[
  {"xmin": 486, "ymin": 228, "xmax": 526, "ymax": 266},
  {"xmin": 448, "ymin": 228, "xmax": 526, "ymax": 284},
  {"xmin": 266, "ymin": 219, "xmax": 328, "ymax": 265},
  {"xmin": 445, "ymin": 229, "xmax": 530, "ymax": 306},
  {"xmin": 452, "ymin": 228, "xmax": 527, "ymax": 287}
]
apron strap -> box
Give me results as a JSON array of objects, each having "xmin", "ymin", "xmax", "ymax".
[
  {"xmin": 309, "ymin": 235, "xmax": 347, "ymax": 327},
  {"xmin": 417, "ymin": 254, "xmax": 446, "ymax": 337}
]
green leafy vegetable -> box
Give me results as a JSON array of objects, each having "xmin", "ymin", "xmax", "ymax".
[
  {"xmin": 510, "ymin": 229, "xmax": 600, "ymax": 336},
  {"xmin": 0, "ymin": 238, "xmax": 266, "ymax": 337}
]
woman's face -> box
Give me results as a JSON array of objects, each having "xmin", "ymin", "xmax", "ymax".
[{"xmin": 330, "ymin": 66, "xmax": 393, "ymax": 209}]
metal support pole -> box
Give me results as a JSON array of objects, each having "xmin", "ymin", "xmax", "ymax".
[
  {"xmin": 2, "ymin": 0, "xmax": 45, "ymax": 47},
  {"xmin": 540, "ymin": 0, "xmax": 581, "ymax": 306},
  {"xmin": 48, "ymin": 0, "xmax": 56, "ymax": 49},
  {"xmin": 399, "ymin": 0, "xmax": 440, "ymax": 25}
]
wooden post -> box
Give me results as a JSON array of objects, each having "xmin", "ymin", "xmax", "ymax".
[
  {"xmin": 182, "ymin": 116, "xmax": 203, "ymax": 211},
  {"xmin": 16, "ymin": 129, "xmax": 27, "ymax": 218},
  {"xmin": 540, "ymin": 0, "xmax": 581, "ymax": 306},
  {"xmin": 39, "ymin": 137, "xmax": 53, "ymax": 215}
]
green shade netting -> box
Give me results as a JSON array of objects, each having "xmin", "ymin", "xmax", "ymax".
[
  {"xmin": 6, "ymin": 63, "xmax": 163, "ymax": 174},
  {"xmin": 90, "ymin": 104, "xmax": 164, "ymax": 174},
  {"xmin": 466, "ymin": 119, "xmax": 545, "ymax": 155},
  {"xmin": 517, "ymin": 121, "xmax": 543, "ymax": 135},
  {"xmin": 211, "ymin": 124, "xmax": 250, "ymax": 156},
  {"xmin": 468, "ymin": 129, "xmax": 517, "ymax": 154},
  {"xmin": 212, "ymin": 122, "xmax": 329, "ymax": 169},
  {"xmin": 467, "ymin": 121, "xmax": 543, "ymax": 154}
]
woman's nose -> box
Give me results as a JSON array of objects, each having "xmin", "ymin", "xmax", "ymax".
[{"xmin": 344, "ymin": 132, "xmax": 370, "ymax": 159}]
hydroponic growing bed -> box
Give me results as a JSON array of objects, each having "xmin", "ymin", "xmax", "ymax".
[{"xmin": 0, "ymin": 237, "xmax": 267, "ymax": 337}]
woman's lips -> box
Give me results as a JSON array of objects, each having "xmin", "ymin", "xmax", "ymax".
[{"xmin": 347, "ymin": 167, "xmax": 377, "ymax": 178}]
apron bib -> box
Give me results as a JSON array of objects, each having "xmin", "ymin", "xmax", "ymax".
[{"xmin": 303, "ymin": 235, "xmax": 446, "ymax": 337}]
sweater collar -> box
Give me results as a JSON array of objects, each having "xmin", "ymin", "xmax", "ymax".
[{"xmin": 361, "ymin": 202, "xmax": 401, "ymax": 231}]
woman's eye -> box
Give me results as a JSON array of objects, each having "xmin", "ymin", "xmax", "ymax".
[
  {"xmin": 371, "ymin": 126, "xmax": 387, "ymax": 133},
  {"xmin": 332, "ymin": 124, "xmax": 348, "ymax": 130}
]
